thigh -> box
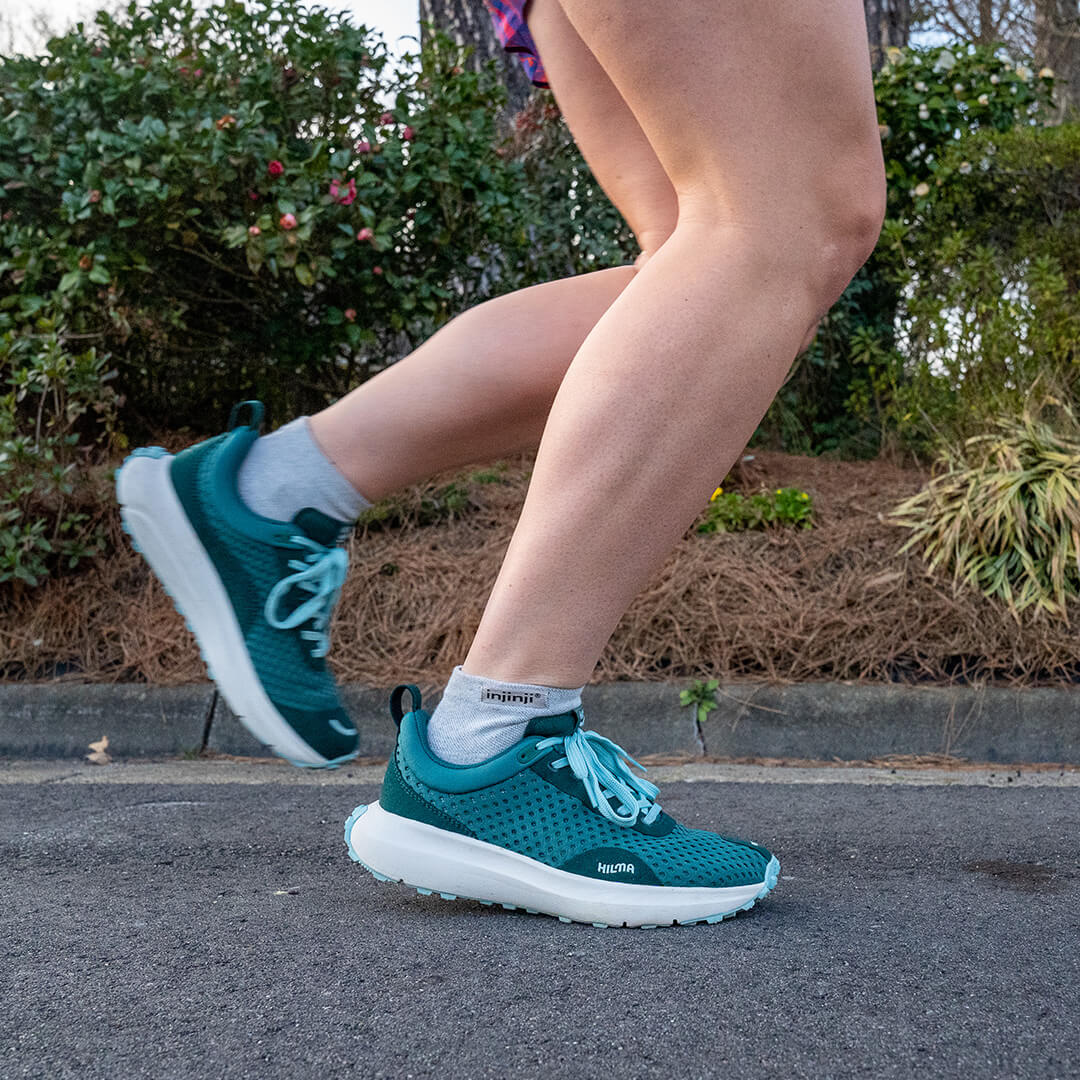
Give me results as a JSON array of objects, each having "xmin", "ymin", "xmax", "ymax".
[
  {"xmin": 524, "ymin": 0, "xmax": 677, "ymax": 257},
  {"xmin": 551, "ymin": 0, "xmax": 884, "ymax": 225}
]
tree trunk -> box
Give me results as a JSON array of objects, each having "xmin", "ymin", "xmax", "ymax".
[
  {"xmin": 864, "ymin": 0, "xmax": 912, "ymax": 68},
  {"xmin": 1035, "ymin": 0, "xmax": 1080, "ymax": 117},
  {"xmin": 419, "ymin": 0, "xmax": 535, "ymax": 119}
]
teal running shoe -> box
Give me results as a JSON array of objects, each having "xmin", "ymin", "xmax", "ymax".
[
  {"xmin": 345, "ymin": 686, "xmax": 779, "ymax": 927},
  {"xmin": 115, "ymin": 401, "xmax": 358, "ymax": 767}
]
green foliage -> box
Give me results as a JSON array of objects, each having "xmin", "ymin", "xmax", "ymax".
[
  {"xmin": 890, "ymin": 404, "xmax": 1080, "ymax": 618},
  {"xmin": 697, "ymin": 486, "xmax": 813, "ymax": 534},
  {"xmin": 760, "ymin": 44, "xmax": 1055, "ymax": 458},
  {"xmin": 679, "ymin": 678, "xmax": 719, "ymax": 725},
  {"xmin": 873, "ymin": 121, "xmax": 1080, "ymax": 450},
  {"xmin": 0, "ymin": 0, "xmax": 526, "ymax": 427},
  {"xmin": 357, "ymin": 480, "xmax": 472, "ymax": 533},
  {"xmin": 874, "ymin": 45, "xmax": 1052, "ymax": 215},
  {"xmin": 0, "ymin": 310, "xmax": 118, "ymax": 586},
  {"xmin": 499, "ymin": 94, "xmax": 640, "ymax": 279}
]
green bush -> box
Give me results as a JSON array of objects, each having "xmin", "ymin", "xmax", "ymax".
[
  {"xmin": 891, "ymin": 403, "xmax": 1080, "ymax": 617},
  {"xmin": 0, "ymin": 0, "xmax": 528, "ymax": 428},
  {"xmin": 871, "ymin": 121, "xmax": 1080, "ymax": 450},
  {"xmin": 497, "ymin": 93, "xmax": 640, "ymax": 280},
  {"xmin": 760, "ymin": 44, "xmax": 1055, "ymax": 457},
  {"xmin": 0, "ymin": 310, "xmax": 118, "ymax": 586}
]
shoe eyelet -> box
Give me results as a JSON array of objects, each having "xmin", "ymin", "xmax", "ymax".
[{"xmin": 517, "ymin": 748, "xmax": 533, "ymax": 763}]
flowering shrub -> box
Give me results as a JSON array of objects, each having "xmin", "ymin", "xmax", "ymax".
[
  {"xmin": 762, "ymin": 44, "xmax": 1055, "ymax": 458},
  {"xmin": 0, "ymin": 0, "xmax": 527, "ymax": 428},
  {"xmin": 864, "ymin": 120, "xmax": 1080, "ymax": 451},
  {"xmin": 697, "ymin": 486, "xmax": 813, "ymax": 534},
  {"xmin": 874, "ymin": 44, "xmax": 1053, "ymax": 218}
]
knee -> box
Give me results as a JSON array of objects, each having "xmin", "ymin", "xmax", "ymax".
[
  {"xmin": 798, "ymin": 160, "xmax": 887, "ymax": 310},
  {"xmin": 822, "ymin": 174, "xmax": 887, "ymax": 300},
  {"xmin": 682, "ymin": 155, "xmax": 886, "ymax": 312}
]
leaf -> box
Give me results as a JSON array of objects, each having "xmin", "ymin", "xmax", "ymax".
[
  {"xmin": 86, "ymin": 734, "xmax": 111, "ymax": 765},
  {"xmin": 294, "ymin": 263, "xmax": 315, "ymax": 286}
]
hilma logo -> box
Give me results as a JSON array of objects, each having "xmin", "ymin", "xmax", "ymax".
[
  {"xmin": 481, "ymin": 688, "xmax": 546, "ymax": 706},
  {"xmin": 597, "ymin": 861, "xmax": 635, "ymax": 876}
]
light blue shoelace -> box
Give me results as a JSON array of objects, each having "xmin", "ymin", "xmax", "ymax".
[
  {"xmin": 263, "ymin": 537, "xmax": 348, "ymax": 658},
  {"xmin": 535, "ymin": 727, "xmax": 662, "ymax": 828}
]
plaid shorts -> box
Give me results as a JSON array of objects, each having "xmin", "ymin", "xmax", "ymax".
[{"xmin": 484, "ymin": 0, "xmax": 550, "ymax": 88}]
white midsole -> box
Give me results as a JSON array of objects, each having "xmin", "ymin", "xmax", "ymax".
[
  {"xmin": 116, "ymin": 452, "xmax": 328, "ymax": 766},
  {"xmin": 348, "ymin": 802, "xmax": 767, "ymax": 926}
]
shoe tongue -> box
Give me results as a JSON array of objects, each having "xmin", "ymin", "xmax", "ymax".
[
  {"xmin": 293, "ymin": 507, "xmax": 351, "ymax": 546},
  {"xmin": 523, "ymin": 710, "xmax": 580, "ymax": 738}
]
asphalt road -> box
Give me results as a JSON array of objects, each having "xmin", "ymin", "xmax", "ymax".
[{"xmin": 2, "ymin": 763, "xmax": 1077, "ymax": 1080}]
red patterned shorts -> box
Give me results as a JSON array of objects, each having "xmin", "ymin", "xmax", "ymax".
[{"xmin": 484, "ymin": 0, "xmax": 550, "ymax": 88}]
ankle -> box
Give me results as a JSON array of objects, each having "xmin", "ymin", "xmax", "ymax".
[{"xmin": 426, "ymin": 666, "xmax": 585, "ymax": 766}]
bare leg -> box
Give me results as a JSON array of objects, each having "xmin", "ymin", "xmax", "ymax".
[
  {"xmin": 309, "ymin": 0, "xmax": 677, "ymax": 501},
  {"xmin": 463, "ymin": 0, "xmax": 886, "ymax": 687}
]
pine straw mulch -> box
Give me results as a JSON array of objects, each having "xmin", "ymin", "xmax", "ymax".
[{"xmin": 3, "ymin": 447, "xmax": 1080, "ymax": 688}]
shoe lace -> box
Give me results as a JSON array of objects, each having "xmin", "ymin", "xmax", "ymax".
[
  {"xmin": 535, "ymin": 727, "xmax": 662, "ymax": 828},
  {"xmin": 263, "ymin": 537, "xmax": 348, "ymax": 658}
]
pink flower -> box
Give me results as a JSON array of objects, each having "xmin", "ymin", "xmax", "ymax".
[
  {"xmin": 193, "ymin": 68, "xmax": 203, "ymax": 78},
  {"xmin": 372, "ymin": 265, "xmax": 383, "ymax": 275},
  {"xmin": 355, "ymin": 139, "xmax": 372, "ymax": 154},
  {"xmin": 248, "ymin": 190, "xmax": 260, "ymax": 201},
  {"xmin": 379, "ymin": 111, "xmax": 394, "ymax": 126},
  {"xmin": 402, "ymin": 126, "xmax": 415, "ymax": 141},
  {"xmin": 356, "ymin": 227, "xmax": 373, "ymax": 242},
  {"xmin": 88, "ymin": 189, "xmax": 102, "ymax": 204},
  {"xmin": 344, "ymin": 308, "xmax": 357, "ymax": 322},
  {"xmin": 267, "ymin": 160, "xmax": 284, "ymax": 178},
  {"xmin": 279, "ymin": 213, "xmax": 297, "ymax": 230},
  {"xmin": 329, "ymin": 177, "xmax": 357, "ymax": 206},
  {"xmin": 248, "ymin": 225, "xmax": 261, "ymax": 236}
]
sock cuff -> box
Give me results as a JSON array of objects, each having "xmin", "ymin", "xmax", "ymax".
[
  {"xmin": 442, "ymin": 665, "xmax": 583, "ymax": 714},
  {"xmin": 237, "ymin": 415, "xmax": 371, "ymax": 524}
]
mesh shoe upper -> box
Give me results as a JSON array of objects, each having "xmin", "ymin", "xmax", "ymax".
[
  {"xmin": 168, "ymin": 408, "xmax": 356, "ymax": 761},
  {"xmin": 382, "ymin": 698, "xmax": 773, "ymax": 890}
]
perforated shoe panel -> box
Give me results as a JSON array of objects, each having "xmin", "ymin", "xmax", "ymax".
[{"xmin": 395, "ymin": 748, "xmax": 770, "ymax": 889}]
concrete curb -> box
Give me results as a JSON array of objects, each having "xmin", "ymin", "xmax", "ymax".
[
  {"xmin": 0, "ymin": 680, "xmax": 1076, "ymax": 763},
  {"xmin": 0, "ymin": 684, "xmax": 214, "ymax": 759}
]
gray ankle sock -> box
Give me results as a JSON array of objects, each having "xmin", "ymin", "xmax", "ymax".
[
  {"xmin": 237, "ymin": 416, "xmax": 371, "ymax": 524},
  {"xmin": 426, "ymin": 665, "xmax": 585, "ymax": 765}
]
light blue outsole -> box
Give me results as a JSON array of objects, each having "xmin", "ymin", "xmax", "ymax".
[
  {"xmin": 343, "ymin": 803, "xmax": 781, "ymax": 929},
  {"xmin": 117, "ymin": 447, "xmax": 359, "ymax": 772}
]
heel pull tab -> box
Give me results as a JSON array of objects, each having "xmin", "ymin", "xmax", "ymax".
[
  {"xmin": 389, "ymin": 684, "xmax": 423, "ymax": 727},
  {"xmin": 227, "ymin": 400, "xmax": 265, "ymax": 431}
]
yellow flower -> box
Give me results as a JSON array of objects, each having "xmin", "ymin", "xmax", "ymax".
[
  {"xmin": 775, "ymin": 488, "xmax": 782, "ymax": 495},
  {"xmin": 1039, "ymin": 67, "xmax": 1054, "ymax": 79},
  {"xmin": 914, "ymin": 182, "xmax": 931, "ymax": 197},
  {"xmin": 800, "ymin": 493, "xmax": 810, "ymax": 501},
  {"xmin": 710, "ymin": 486, "xmax": 723, "ymax": 501}
]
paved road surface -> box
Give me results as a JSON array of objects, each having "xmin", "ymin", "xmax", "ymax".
[{"xmin": 2, "ymin": 762, "xmax": 1077, "ymax": 1079}]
